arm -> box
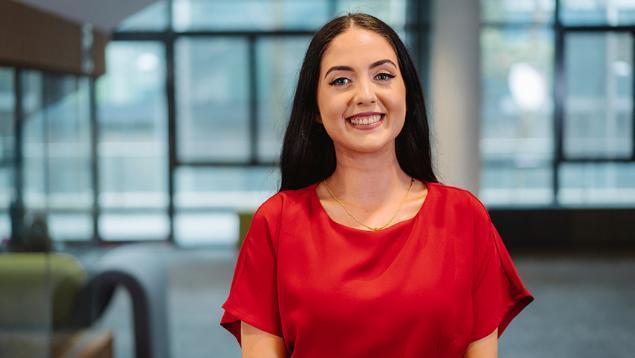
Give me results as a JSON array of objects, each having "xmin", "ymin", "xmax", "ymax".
[
  {"xmin": 464, "ymin": 328, "xmax": 498, "ymax": 358},
  {"xmin": 241, "ymin": 321, "xmax": 287, "ymax": 358}
]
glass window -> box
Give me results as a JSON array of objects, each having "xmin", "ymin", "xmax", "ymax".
[
  {"xmin": 48, "ymin": 213, "xmax": 93, "ymax": 241},
  {"xmin": 175, "ymin": 212, "xmax": 237, "ymax": 246},
  {"xmin": 174, "ymin": 167, "xmax": 278, "ymax": 245},
  {"xmin": 99, "ymin": 213, "xmax": 169, "ymax": 240},
  {"xmin": 175, "ymin": 167, "xmax": 279, "ymax": 209},
  {"xmin": 0, "ymin": 214, "xmax": 9, "ymax": 243},
  {"xmin": 256, "ymin": 37, "xmax": 311, "ymax": 162},
  {"xmin": 176, "ymin": 37, "xmax": 250, "ymax": 162},
  {"xmin": 97, "ymin": 41, "xmax": 167, "ymax": 209},
  {"xmin": 480, "ymin": 165, "xmax": 553, "ymax": 205},
  {"xmin": 564, "ymin": 32, "xmax": 633, "ymax": 159},
  {"xmin": 0, "ymin": 68, "xmax": 14, "ymax": 242},
  {"xmin": 559, "ymin": 163, "xmax": 635, "ymax": 205},
  {"xmin": 406, "ymin": 30, "xmax": 432, "ymax": 96},
  {"xmin": 0, "ymin": 68, "xmax": 14, "ymax": 167},
  {"xmin": 117, "ymin": 1, "xmax": 169, "ymax": 31},
  {"xmin": 0, "ymin": 169, "xmax": 11, "ymax": 209},
  {"xmin": 22, "ymin": 71, "xmax": 45, "ymax": 211},
  {"xmin": 480, "ymin": 28, "xmax": 554, "ymax": 205},
  {"xmin": 562, "ymin": 0, "xmax": 635, "ymax": 25},
  {"xmin": 482, "ymin": 0, "xmax": 555, "ymax": 23},
  {"xmin": 173, "ymin": 0, "xmax": 329, "ymax": 31},
  {"xmin": 481, "ymin": 28, "xmax": 554, "ymax": 162},
  {"xmin": 20, "ymin": 71, "xmax": 93, "ymax": 241},
  {"xmin": 336, "ymin": 0, "xmax": 408, "ymax": 28},
  {"xmin": 44, "ymin": 75, "xmax": 92, "ymax": 210},
  {"xmin": 97, "ymin": 42, "xmax": 168, "ymax": 240}
]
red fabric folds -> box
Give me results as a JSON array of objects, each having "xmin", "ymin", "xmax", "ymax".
[{"xmin": 220, "ymin": 182, "xmax": 534, "ymax": 357}]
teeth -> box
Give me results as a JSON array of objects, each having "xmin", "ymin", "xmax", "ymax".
[{"xmin": 349, "ymin": 114, "xmax": 382, "ymax": 125}]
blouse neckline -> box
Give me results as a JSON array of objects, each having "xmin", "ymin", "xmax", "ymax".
[{"xmin": 310, "ymin": 180, "xmax": 435, "ymax": 236}]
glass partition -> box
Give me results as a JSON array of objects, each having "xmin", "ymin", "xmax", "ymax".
[
  {"xmin": 480, "ymin": 27, "xmax": 554, "ymax": 205},
  {"xmin": 175, "ymin": 38, "xmax": 250, "ymax": 162},
  {"xmin": 0, "ymin": 68, "xmax": 14, "ymax": 242},
  {"xmin": 256, "ymin": 37, "xmax": 311, "ymax": 162},
  {"xmin": 97, "ymin": 41, "xmax": 169, "ymax": 241},
  {"xmin": 564, "ymin": 32, "xmax": 633, "ymax": 159}
]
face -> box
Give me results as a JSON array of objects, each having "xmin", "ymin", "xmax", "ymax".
[{"xmin": 316, "ymin": 26, "xmax": 407, "ymax": 155}]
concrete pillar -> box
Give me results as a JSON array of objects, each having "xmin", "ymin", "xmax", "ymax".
[{"xmin": 429, "ymin": 0, "xmax": 481, "ymax": 193}]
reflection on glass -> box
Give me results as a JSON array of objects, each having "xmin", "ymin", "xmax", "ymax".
[
  {"xmin": 117, "ymin": 0, "xmax": 168, "ymax": 31},
  {"xmin": 22, "ymin": 71, "xmax": 45, "ymax": 211},
  {"xmin": 22, "ymin": 71, "xmax": 48, "ymax": 210},
  {"xmin": 559, "ymin": 163, "xmax": 635, "ymax": 205},
  {"xmin": 175, "ymin": 166, "xmax": 279, "ymax": 245},
  {"xmin": 564, "ymin": 32, "xmax": 633, "ymax": 158},
  {"xmin": 0, "ymin": 68, "xmax": 14, "ymax": 166},
  {"xmin": 0, "ymin": 215, "xmax": 9, "ymax": 243},
  {"xmin": 48, "ymin": 213, "xmax": 92, "ymax": 240},
  {"xmin": 256, "ymin": 37, "xmax": 311, "ymax": 161},
  {"xmin": 176, "ymin": 38, "xmax": 250, "ymax": 162},
  {"xmin": 336, "ymin": 0, "xmax": 408, "ymax": 27},
  {"xmin": 99, "ymin": 213, "xmax": 169, "ymax": 240},
  {"xmin": 45, "ymin": 75, "xmax": 92, "ymax": 210},
  {"xmin": 173, "ymin": 0, "xmax": 329, "ymax": 31},
  {"xmin": 0, "ymin": 67, "xmax": 14, "ymax": 242},
  {"xmin": 97, "ymin": 41, "xmax": 168, "ymax": 240},
  {"xmin": 481, "ymin": 0, "xmax": 554, "ymax": 23},
  {"xmin": 480, "ymin": 28, "xmax": 554, "ymax": 205},
  {"xmin": 481, "ymin": 29, "xmax": 553, "ymax": 163},
  {"xmin": 21, "ymin": 71, "xmax": 93, "ymax": 241},
  {"xmin": 0, "ymin": 253, "xmax": 51, "ymax": 357},
  {"xmin": 481, "ymin": 165, "xmax": 553, "ymax": 205},
  {"xmin": 175, "ymin": 212, "xmax": 238, "ymax": 246},
  {"xmin": 175, "ymin": 167, "xmax": 279, "ymax": 209},
  {"xmin": 562, "ymin": 0, "xmax": 635, "ymax": 25},
  {"xmin": 97, "ymin": 42, "xmax": 167, "ymax": 209}
]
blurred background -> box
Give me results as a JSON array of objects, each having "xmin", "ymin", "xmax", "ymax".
[{"xmin": 0, "ymin": 0, "xmax": 633, "ymax": 357}]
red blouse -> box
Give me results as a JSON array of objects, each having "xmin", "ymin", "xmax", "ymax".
[{"xmin": 220, "ymin": 181, "xmax": 534, "ymax": 357}]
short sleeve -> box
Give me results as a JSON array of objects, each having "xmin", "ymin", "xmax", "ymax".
[
  {"xmin": 219, "ymin": 195, "xmax": 284, "ymax": 346},
  {"xmin": 469, "ymin": 216, "xmax": 534, "ymax": 342}
]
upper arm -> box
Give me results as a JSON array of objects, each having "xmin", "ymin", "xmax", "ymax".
[
  {"xmin": 241, "ymin": 321, "xmax": 287, "ymax": 358},
  {"xmin": 219, "ymin": 195, "xmax": 286, "ymax": 348},
  {"xmin": 464, "ymin": 327, "xmax": 498, "ymax": 358}
]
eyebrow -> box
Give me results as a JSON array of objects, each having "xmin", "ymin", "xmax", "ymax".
[{"xmin": 323, "ymin": 59, "xmax": 397, "ymax": 78}]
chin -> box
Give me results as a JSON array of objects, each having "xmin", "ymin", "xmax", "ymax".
[{"xmin": 346, "ymin": 141, "xmax": 396, "ymax": 155}]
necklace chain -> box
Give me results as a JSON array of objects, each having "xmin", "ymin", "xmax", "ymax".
[{"xmin": 322, "ymin": 178, "xmax": 415, "ymax": 232}]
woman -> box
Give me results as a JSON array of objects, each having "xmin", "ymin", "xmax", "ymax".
[{"xmin": 220, "ymin": 13, "xmax": 534, "ymax": 358}]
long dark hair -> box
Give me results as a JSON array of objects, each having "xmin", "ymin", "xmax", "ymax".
[{"xmin": 279, "ymin": 13, "xmax": 437, "ymax": 191}]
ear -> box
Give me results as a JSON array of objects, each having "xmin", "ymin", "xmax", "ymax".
[{"xmin": 314, "ymin": 115, "xmax": 323, "ymax": 124}]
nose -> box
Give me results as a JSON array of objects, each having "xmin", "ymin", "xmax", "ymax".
[{"xmin": 353, "ymin": 78, "xmax": 376, "ymax": 105}]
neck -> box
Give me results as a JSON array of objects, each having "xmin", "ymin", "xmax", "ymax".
[{"xmin": 326, "ymin": 142, "xmax": 412, "ymax": 208}]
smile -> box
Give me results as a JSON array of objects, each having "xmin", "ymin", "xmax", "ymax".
[{"xmin": 346, "ymin": 113, "xmax": 385, "ymax": 130}]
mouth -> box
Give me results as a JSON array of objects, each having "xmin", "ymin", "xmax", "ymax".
[{"xmin": 345, "ymin": 113, "xmax": 385, "ymax": 130}]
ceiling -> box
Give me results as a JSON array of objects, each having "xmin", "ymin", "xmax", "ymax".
[{"xmin": 13, "ymin": 0, "xmax": 158, "ymax": 32}]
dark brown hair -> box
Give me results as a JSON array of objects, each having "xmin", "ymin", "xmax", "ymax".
[{"xmin": 279, "ymin": 13, "xmax": 437, "ymax": 190}]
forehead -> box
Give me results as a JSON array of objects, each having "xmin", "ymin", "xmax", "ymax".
[{"xmin": 321, "ymin": 27, "xmax": 398, "ymax": 68}]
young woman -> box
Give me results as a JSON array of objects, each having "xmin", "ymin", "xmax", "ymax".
[{"xmin": 220, "ymin": 13, "xmax": 534, "ymax": 358}]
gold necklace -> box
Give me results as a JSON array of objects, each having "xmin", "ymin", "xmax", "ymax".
[{"xmin": 322, "ymin": 178, "xmax": 415, "ymax": 232}]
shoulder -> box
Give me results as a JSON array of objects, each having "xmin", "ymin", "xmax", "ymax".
[
  {"xmin": 249, "ymin": 185, "xmax": 315, "ymax": 248},
  {"xmin": 253, "ymin": 184, "xmax": 316, "ymax": 220},
  {"xmin": 431, "ymin": 183, "xmax": 498, "ymax": 259},
  {"xmin": 430, "ymin": 181, "xmax": 491, "ymax": 223}
]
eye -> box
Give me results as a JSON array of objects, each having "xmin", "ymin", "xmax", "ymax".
[
  {"xmin": 329, "ymin": 77, "xmax": 351, "ymax": 86},
  {"xmin": 375, "ymin": 73, "xmax": 396, "ymax": 81}
]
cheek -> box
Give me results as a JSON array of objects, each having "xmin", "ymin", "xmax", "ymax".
[
  {"xmin": 317, "ymin": 89, "xmax": 347, "ymax": 120},
  {"xmin": 385, "ymin": 87, "xmax": 407, "ymax": 119}
]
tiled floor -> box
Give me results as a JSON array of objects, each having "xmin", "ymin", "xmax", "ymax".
[{"xmin": 94, "ymin": 248, "xmax": 635, "ymax": 358}]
